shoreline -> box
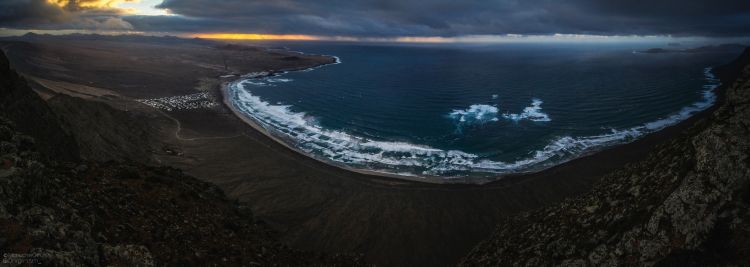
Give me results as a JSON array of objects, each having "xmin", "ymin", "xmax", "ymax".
[
  {"xmin": 218, "ymin": 53, "xmax": 452, "ymax": 184},
  {"xmin": 220, "ymin": 55, "xmax": 734, "ymax": 185},
  {"xmin": 221, "ymin": 79, "xmax": 452, "ymax": 184}
]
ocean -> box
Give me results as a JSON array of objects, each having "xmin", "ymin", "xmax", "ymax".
[{"xmin": 225, "ymin": 42, "xmax": 737, "ymax": 180}]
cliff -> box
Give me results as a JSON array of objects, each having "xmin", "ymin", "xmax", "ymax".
[
  {"xmin": 461, "ymin": 48, "xmax": 750, "ymax": 266},
  {"xmin": 0, "ymin": 51, "xmax": 361, "ymax": 266},
  {"xmin": 0, "ymin": 50, "xmax": 79, "ymax": 162}
]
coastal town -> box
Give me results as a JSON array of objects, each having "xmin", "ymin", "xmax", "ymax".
[{"xmin": 137, "ymin": 92, "xmax": 218, "ymax": 111}]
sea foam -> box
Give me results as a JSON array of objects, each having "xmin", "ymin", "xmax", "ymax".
[
  {"xmin": 449, "ymin": 98, "xmax": 551, "ymax": 125},
  {"xmin": 448, "ymin": 105, "xmax": 499, "ymax": 123},
  {"xmin": 502, "ymin": 98, "xmax": 551, "ymax": 122},
  {"xmin": 227, "ymin": 66, "xmax": 720, "ymax": 178}
]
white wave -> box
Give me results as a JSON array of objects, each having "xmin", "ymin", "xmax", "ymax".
[
  {"xmin": 639, "ymin": 67, "xmax": 718, "ymax": 131},
  {"xmin": 228, "ymin": 79, "xmax": 623, "ymax": 176},
  {"xmin": 242, "ymin": 76, "xmax": 293, "ymax": 86},
  {"xmin": 227, "ymin": 66, "xmax": 720, "ymax": 178},
  {"xmin": 241, "ymin": 71, "xmax": 270, "ymax": 78},
  {"xmin": 502, "ymin": 98, "xmax": 551, "ymax": 122},
  {"xmin": 448, "ymin": 98, "xmax": 551, "ymax": 124},
  {"xmin": 448, "ymin": 104, "xmax": 499, "ymax": 124},
  {"xmin": 267, "ymin": 78, "xmax": 293, "ymax": 83},
  {"xmin": 299, "ymin": 54, "xmax": 341, "ymax": 72},
  {"xmin": 244, "ymin": 80, "xmax": 269, "ymax": 86}
]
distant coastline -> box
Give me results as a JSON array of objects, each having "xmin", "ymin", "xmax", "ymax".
[{"xmin": 634, "ymin": 43, "xmax": 747, "ymax": 54}]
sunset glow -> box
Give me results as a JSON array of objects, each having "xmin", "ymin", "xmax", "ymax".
[
  {"xmin": 185, "ymin": 33, "xmax": 696, "ymax": 44},
  {"xmin": 45, "ymin": 0, "xmax": 170, "ymax": 16},
  {"xmin": 47, "ymin": 0, "xmax": 124, "ymax": 9},
  {"xmin": 191, "ymin": 33, "xmax": 322, "ymax": 41}
]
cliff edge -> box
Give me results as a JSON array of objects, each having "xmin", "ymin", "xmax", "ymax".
[{"xmin": 461, "ymin": 48, "xmax": 750, "ymax": 266}]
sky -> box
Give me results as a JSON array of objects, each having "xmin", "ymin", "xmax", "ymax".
[{"xmin": 1, "ymin": 0, "xmax": 749, "ymax": 42}]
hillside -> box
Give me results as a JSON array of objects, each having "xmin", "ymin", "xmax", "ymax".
[
  {"xmin": 46, "ymin": 94, "xmax": 163, "ymax": 163},
  {"xmin": 461, "ymin": 48, "xmax": 750, "ymax": 266},
  {"xmin": 0, "ymin": 48, "xmax": 79, "ymax": 162},
  {"xmin": 0, "ymin": 51, "xmax": 361, "ymax": 266}
]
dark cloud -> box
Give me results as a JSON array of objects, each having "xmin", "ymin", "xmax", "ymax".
[
  {"xmin": 3, "ymin": 0, "xmax": 750, "ymax": 37},
  {"xmin": 0, "ymin": 0, "xmax": 133, "ymax": 30},
  {"xmin": 147, "ymin": 0, "xmax": 750, "ymax": 37},
  {"xmin": 0, "ymin": 0, "xmax": 68, "ymax": 26}
]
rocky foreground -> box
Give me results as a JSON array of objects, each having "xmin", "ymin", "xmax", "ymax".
[
  {"xmin": 0, "ymin": 51, "xmax": 361, "ymax": 266},
  {"xmin": 461, "ymin": 48, "xmax": 750, "ymax": 266}
]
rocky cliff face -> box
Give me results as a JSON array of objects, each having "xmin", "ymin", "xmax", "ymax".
[
  {"xmin": 461, "ymin": 48, "xmax": 750, "ymax": 266},
  {"xmin": 0, "ymin": 50, "xmax": 79, "ymax": 162},
  {"xmin": 0, "ymin": 51, "xmax": 361, "ymax": 266}
]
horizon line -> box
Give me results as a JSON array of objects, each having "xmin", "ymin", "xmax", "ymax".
[{"xmin": 2, "ymin": 28, "xmax": 749, "ymax": 44}]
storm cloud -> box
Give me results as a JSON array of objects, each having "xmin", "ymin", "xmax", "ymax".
[
  {"xmin": 0, "ymin": 0, "xmax": 134, "ymax": 30},
  {"xmin": 2, "ymin": 0, "xmax": 750, "ymax": 37}
]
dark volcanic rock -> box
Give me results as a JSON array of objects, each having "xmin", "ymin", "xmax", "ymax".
[
  {"xmin": 0, "ymin": 118, "xmax": 362, "ymax": 266},
  {"xmin": 0, "ymin": 51, "xmax": 79, "ymax": 161},
  {"xmin": 460, "ymin": 48, "xmax": 750, "ymax": 266},
  {"xmin": 216, "ymin": 44, "xmax": 263, "ymax": 52},
  {"xmin": 282, "ymin": 56, "xmax": 302, "ymax": 61}
]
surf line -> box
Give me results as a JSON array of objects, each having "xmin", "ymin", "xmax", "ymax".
[{"xmin": 223, "ymin": 60, "xmax": 721, "ymax": 181}]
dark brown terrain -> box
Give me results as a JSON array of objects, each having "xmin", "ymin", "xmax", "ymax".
[
  {"xmin": 1, "ymin": 34, "xmax": 747, "ymax": 266},
  {"xmin": 0, "ymin": 49, "xmax": 361, "ymax": 266}
]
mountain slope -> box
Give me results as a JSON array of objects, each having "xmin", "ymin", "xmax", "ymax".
[
  {"xmin": 47, "ymin": 94, "xmax": 161, "ymax": 163},
  {"xmin": 0, "ymin": 50, "xmax": 361, "ymax": 266},
  {"xmin": 0, "ymin": 48, "xmax": 79, "ymax": 161}
]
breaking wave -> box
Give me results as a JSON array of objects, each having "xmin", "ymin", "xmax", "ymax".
[
  {"xmin": 503, "ymin": 99, "xmax": 551, "ymax": 122},
  {"xmin": 448, "ymin": 98, "xmax": 551, "ymax": 125},
  {"xmin": 227, "ymin": 67, "xmax": 720, "ymax": 178},
  {"xmin": 448, "ymin": 105, "xmax": 500, "ymax": 124}
]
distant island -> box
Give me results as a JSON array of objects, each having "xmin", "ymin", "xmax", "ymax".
[{"xmin": 637, "ymin": 43, "xmax": 747, "ymax": 54}]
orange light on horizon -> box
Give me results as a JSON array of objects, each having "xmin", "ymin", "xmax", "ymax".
[
  {"xmin": 191, "ymin": 33, "xmax": 323, "ymax": 41},
  {"xmin": 47, "ymin": 0, "xmax": 125, "ymax": 9}
]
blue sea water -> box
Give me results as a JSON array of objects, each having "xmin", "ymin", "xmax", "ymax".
[{"xmin": 226, "ymin": 42, "xmax": 737, "ymax": 180}]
